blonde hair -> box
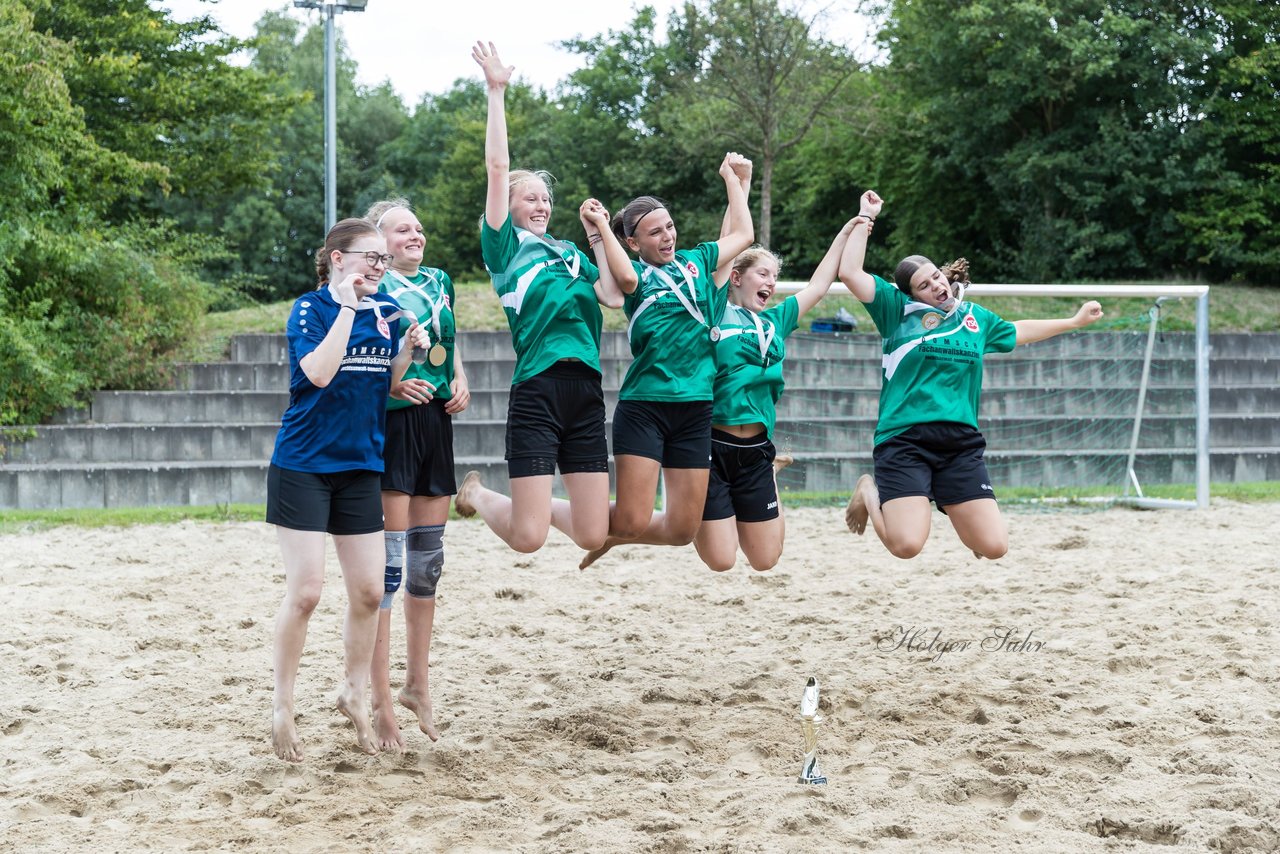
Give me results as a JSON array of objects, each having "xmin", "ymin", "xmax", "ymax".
[
  {"xmin": 731, "ymin": 245, "xmax": 783, "ymax": 278},
  {"xmin": 365, "ymin": 197, "xmax": 414, "ymax": 229},
  {"xmin": 508, "ymin": 170, "xmax": 555, "ymax": 208}
]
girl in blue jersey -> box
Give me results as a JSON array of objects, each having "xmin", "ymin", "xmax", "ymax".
[
  {"xmin": 839, "ymin": 191, "xmax": 1104, "ymax": 560},
  {"xmin": 267, "ymin": 217, "xmax": 428, "ymax": 763},
  {"xmin": 456, "ymin": 42, "xmax": 630, "ymax": 555},
  {"xmin": 364, "ymin": 198, "xmax": 469, "ymax": 753}
]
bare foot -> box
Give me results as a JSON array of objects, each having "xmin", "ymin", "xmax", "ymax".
[
  {"xmin": 772, "ymin": 453, "xmax": 793, "ymax": 475},
  {"xmin": 399, "ymin": 686, "xmax": 439, "ymax": 742},
  {"xmin": 579, "ymin": 537, "xmax": 617, "ymax": 570},
  {"xmin": 845, "ymin": 474, "xmax": 876, "ymax": 535},
  {"xmin": 335, "ymin": 686, "xmax": 379, "ymax": 756},
  {"xmin": 454, "ymin": 470, "xmax": 481, "ymax": 518},
  {"xmin": 372, "ymin": 703, "xmax": 405, "ymax": 753},
  {"xmin": 271, "ymin": 706, "xmax": 303, "ymax": 762}
]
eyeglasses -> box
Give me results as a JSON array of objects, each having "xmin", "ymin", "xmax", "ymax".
[{"xmin": 342, "ymin": 250, "xmax": 394, "ymax": 267}]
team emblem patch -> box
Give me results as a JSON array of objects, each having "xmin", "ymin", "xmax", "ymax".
[
  {"xmin": 377, "ymin": 316, "xmax": 391, "ymax": 339},
  {"xmin": 922, "ymin": 313, "xmax": 941, "ymax": 330},
  {"xmin": 686, "ymin": 261, "xmax": 700, "ymax": 278},
  {"xmin": 964, "ymin": 314, "xmax": 980, "ymax": 333}
]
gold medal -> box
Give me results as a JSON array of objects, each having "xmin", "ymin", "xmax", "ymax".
[{"xmin": 428, "ymin": 343, "xmax": 447, "ymax": 366}]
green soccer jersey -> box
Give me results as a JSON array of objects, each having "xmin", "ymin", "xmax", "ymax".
[
  {"xmin": 710, "ymin": 296, "xmax": 800, "ymax": 438},
  {"xmin": 379, "ymin": 267, "xmax": 456, "ymax": 410},
  {"xmin": 480, "ymin": 215, "xmax": 603, "ymax": 385},
  {"xmin": 864, "ymin": 275, "xmax": 1016, "ymax": 446},
  {"xmin": 620, "ymin": 242, "xmax": 723, "ymax": 401}
]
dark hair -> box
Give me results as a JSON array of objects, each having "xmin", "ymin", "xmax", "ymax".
[
  {"xmin": 939, "ymin": 257, "xmax": 970, "ymax": 284},
  {"xmin": 893, "ymin": 254, "xmax": 933, "ymax": 296},
  {"xmin": 315, "ymin": 218, "xmax": 381, "ymax": 285},
  {"xmin": 611, "ymin": 196, "xmax": 669, "ymax": 243}
]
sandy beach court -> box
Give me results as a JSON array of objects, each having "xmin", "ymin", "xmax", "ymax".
[{"xmin": 2, "ymin": 503, "xmax": 1277, "ymax": 852}]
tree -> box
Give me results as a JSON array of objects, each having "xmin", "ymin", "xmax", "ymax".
[
  {"xmin": 1176, "ymin": 1, "xmax": 1280, "ymax": 283},
  {"xmin": 664, "ymin": 0, "xmax": 857, "ymax": 246}
]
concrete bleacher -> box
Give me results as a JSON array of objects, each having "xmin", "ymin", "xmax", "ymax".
[{"xmin": 1, "ymin": 330, "xmax": 1276, "ymax": 509}]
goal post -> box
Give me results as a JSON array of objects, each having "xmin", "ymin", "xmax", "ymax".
[{"xmin": 774, "ymin": 281, "xmax": 1210, "ymax": 509}]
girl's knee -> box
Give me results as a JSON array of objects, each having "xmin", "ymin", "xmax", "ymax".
[
  {"xmin": 508, "ymin": 530, "xmax": 548, "ymax": 554},
  {"xmin": 887, "ymin": 537, "xmax": 926, "ymax": 560},
  {"xmin": 610, "ymin": 509, "xmax": 651, "ymax": 541},
  {"xmin": 287, "ymin": 587, "xmax": 323, "ymax": 616}
]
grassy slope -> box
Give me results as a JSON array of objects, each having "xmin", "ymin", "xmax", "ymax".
[{"xmin": 188, "ymin": 281, "xmax": 1278, "ymax": 363}]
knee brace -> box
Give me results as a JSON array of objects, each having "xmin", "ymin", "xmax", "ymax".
[
  {"xmin": 405, "ymin": 524, "xmax": 445, "ymax": 599},
  {"xmin": 382, "ymin": 530, "xmax": 406, "ymax": 609}
]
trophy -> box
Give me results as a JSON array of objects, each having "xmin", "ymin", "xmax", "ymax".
[{"xmin": 797, "ymin": 677, "xmax": 827, "ymax": 785}]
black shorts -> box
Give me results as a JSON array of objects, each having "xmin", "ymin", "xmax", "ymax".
[
  {"xmin": 265, "ymin": 464, "xmax": 384, "ymax": 535},
  {"xmin": 381, "ymin": 398, "xmax": 457, "ymax": 497},
  {"xmin": 612, "ymin": 399, "xmax": 713, "ymax": 469},
  {"xmin": 505, "ymin": 360, "xmax": 609, "ymax": 479},
  {"xmin": 703, "ymin": 430, "xmax": 780, "ymax": 522},
  {"xmin": 872, "ymin": 422, "xmax": 997, "ymax": 507}
]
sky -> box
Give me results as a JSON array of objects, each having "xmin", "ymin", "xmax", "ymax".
[{"xmin": 151, "ymin": 0, "xmax": 876, "ymax": 106}]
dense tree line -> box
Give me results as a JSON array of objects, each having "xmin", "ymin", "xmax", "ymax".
[{"xmin": 1, "ymin": 0, "xmax": 1275, "ymax": 425}]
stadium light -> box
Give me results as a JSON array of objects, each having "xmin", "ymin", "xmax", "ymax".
[{"xmin": 293, "ymin": 0, "xmax": 370, "ymax": 231}]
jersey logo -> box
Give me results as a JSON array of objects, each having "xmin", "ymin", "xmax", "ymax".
[
  {"xmin": 922, "ymin": 313, "xmax": 941, "ymax": 330},
  {"xmin": 685, "ymin": 261, "xmax": 700, "ymax": 279},
  {"xmin": 442, "ymin": 294, "xmax": 451, "ymax": 310},
  {"xmin": 964, "ymin": 314, "xmax": 980, "ymax": 333},
  {"xmin": 377, "ymin": 316, "xmax": 391, "ymax": 339}
]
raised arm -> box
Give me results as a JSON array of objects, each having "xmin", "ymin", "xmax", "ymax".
[
  {"xmin": 794, "ymin": 217, "xmax": 863, "ymax": 317},
  {"xmin": 1013, "ymin": 301, "xmax": 1104, "ymax": 345},
  {"xmin": 473, "ymin": 41, "xmax": 514, "ymax": 231},
  {"xmin": 713, "ymin": 152, "xmax": 754, "ymax": 278},
  {"xmin": 837, "ymin": 190, "xmax": 883, "ymax": 303},
  {"xmin": 581, "ymin": 198, "xmax": 633, "ymax": 305},
  {"xmin": 714, "ymin": 163, "xmax": 752, "ymax": 286}
]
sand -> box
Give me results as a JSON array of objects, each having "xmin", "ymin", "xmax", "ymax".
[{"xmin": 2, "ymin": 503, "xmax": 1278, "ymax": 852}]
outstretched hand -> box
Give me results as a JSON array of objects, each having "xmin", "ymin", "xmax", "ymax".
[
  {"xmin": 1074, "ymin": 300, "xmax": 1104, "ymax": 328},
  {"xmin": 859, "ymin": 190, "xmax": 883, "ymax": 219},
  {"xmin": 472, "ymin": 41, "xmax": 513, "ymax": 89},
  {"xmin": 579, "ymin": 198, "xmax": 610, "ymax": 231},
  {"xmin": 720, "ymin": 151, "xmax": 753, "ymax": 183}
]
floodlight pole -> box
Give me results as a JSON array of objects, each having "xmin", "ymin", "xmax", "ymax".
[
  {"xmin": 294, "ymin": 0, "xmax": 368, "ymax": 232},
  {"xmin": 325, "ymin": 2, "xmax": 337, "ymax": 231}
]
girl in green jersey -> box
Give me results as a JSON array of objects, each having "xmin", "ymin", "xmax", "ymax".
[
  {"xmin": 457, "ymin": 42, "xmax": 632, "ymax": 555},
  {"xmin": 579, "ymin": 154, "xmax": 754, "ymax": 569},
  {"xmin": 364, "ymin": 198, "xmax": 469, "ymax": 753},
  {"xmin": 693, "ymin": 218, "xmax": 860, "ymax": 572},
  {"xmin": 839, "ymin": 191, "xmax": 1104, "ymax": 560}
]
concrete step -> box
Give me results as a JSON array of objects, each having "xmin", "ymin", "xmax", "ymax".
[
  {"xmin": 0, "ymin": 423, "xmax": 280, "ymax": 464},
  {"xmin": 0, "ymin": 458, "xmax": 515, "ymax": 511},
  {"xmin": 171, "ymin": 354, "xmax": 1276, "ymax": 393},
  {"xmin": 56, "ymin": 384, "xmax": 1280, "ymax": 426},
  {"xmin": 6, "ymin": 447, "xmax": 1276, "ymax": 510},
  {"xmin": 775, "ymin": 447, "xmax": 1280, "ymax": 494},
  {"xmin": 7, "ymin": 413, "xmax": 1276, "ymax": 467},
  {"xmin": 227, "ymin": 330, "xmax": 1275, "ymax": 364}
]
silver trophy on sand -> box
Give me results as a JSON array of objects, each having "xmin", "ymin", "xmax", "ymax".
[{"xmin": 798, "ymin": 677, "xmax": 827, "ymax": 785}]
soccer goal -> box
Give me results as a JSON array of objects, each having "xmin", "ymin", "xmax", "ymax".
[{"xmin": 772, "ymin": 282, "xmax": 1211, "ymax": 510}]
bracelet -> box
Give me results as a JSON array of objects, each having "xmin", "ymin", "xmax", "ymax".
[
  {"xmin": 587, "ymin": 233, "xmax": 603, "ymax": 247},
  {"xmin": 860, "ymin": 215, "xmax": 875, "ymax": 223},
  {"xmin": 340, "ymin": 304, "xmax": 356, "ymax": 313}
]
